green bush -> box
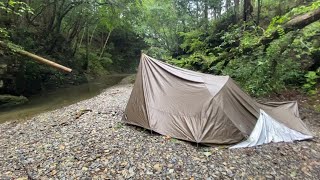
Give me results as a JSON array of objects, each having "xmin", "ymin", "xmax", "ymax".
[{"xmin": 303, "ymin": 70, "xmax": 320, "ymax": 95}]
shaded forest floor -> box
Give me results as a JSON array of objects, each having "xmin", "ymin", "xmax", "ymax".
[{"xmin": 0, "ymin": 83, "xmax": 319, "ymax": 179}]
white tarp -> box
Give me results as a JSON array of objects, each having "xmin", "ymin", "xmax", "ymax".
[{"xmin": 230, "ymin": 110, "xmax": 313, "ymax": 149}]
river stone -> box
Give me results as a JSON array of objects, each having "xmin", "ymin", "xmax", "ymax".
[
  {"xmin": 0, "ymin": 94, "xmax": 28, "ymax": 108},
  {"xmin": 0, "ymin": 84, "xmax": 319, "ymax": 179}
]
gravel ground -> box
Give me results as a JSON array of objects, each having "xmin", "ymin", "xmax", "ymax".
[{"xmin": 0, "ymin": 84, "xmax": 319, "ymax": 179}]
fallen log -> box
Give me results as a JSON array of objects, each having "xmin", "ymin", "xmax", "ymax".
[
  {"xmin": 210, "ymin": 8, "xmax": 320, "ymax": 69},
  {"xmin": 0, "ymin": 41, "xmax": 72, "ymax": 73},
  {"xmin": 285, "ymin": 8, "xmax": 320, "ymax": 30},
  {"xmin": 260, "ymin": 8, "xmax": 320, "ymax": 46}
]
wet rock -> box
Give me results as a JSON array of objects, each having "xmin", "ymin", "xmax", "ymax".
[{"xmin": 0, "ymin": 94, "xmax": 28, "ymax": 108}]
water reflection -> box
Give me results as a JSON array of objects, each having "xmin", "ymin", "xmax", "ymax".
[{"xmin": 0, "ymin": 75, "xmax": 127, "ymax": 123}]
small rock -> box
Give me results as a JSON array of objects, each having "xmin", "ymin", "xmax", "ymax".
[
  {"xmin": 168, "ymin": 169, "xmax": 174, "ymax": 174},
  {"xmin": 146, "ymin": 171, "xmax": 153, "ymax": 175},
  {"xmin": 153, "ymin": 163, "xmax": 162, "ymax": 172},
  {"xmin": 16, "ymin": 177, "xmax": 28, "ymax": 180},
  {"xmin": 128, "ymin": 167, "xmax": 135, "ymax": 177},
  {"xmin": 266, "ymin": 175, "xmax": 273, "ymax": 179},
  {"xmin": 50, "ymin": 170, "xmax": 57, "ymax": 176}
]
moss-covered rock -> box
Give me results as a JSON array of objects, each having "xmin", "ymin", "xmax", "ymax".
[
  {"xmin": 0, "ymin": 94, "xmax": 28, "ymax": 108},
  {"xmin": 119, "ymin": 74, "xmax": 136, "ymax": 84}
]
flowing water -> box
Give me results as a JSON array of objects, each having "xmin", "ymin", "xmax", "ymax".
[{"xmin": 0, "ymin": 75, "xmax": 127, "ymax": 123}]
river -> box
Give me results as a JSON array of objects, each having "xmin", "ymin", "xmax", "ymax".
[{"xmin": 0, "ymin": 75, "xmax": 127, "ymax": 123}]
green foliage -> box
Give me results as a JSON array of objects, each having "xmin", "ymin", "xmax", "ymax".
[
  {"xmin": 170, "ymin": 138, "xmax": 179, "ymax": 143},
  {"xmin": 75, "ymin": 48, "xmax": 112, "ymax": 76},
  {"xmin": 179, "ymin": 30, "xmax": 206, "ymax": 53},
  {"xmin": 287, "ymin": 0, "xmax": 320, "ymax": 17},
  {"xmin": 303, "ymin": 70, "xmax": 320, "ymax": 95},
  {"xmin": 169, "ymin": 0, "xmax": 320, "ymax": 97},
  {"xmin": 5, "ymin": 41, "xmax": 23, "ymax": 52},
  {"xmin": 168, "ymin": 53, "xmax": 215, "ymax": 72},
  {"xmin": 0, "ymin": 94, "xmax": 28, "ymax": 108},
  {"xmin": 0, "ymin": 1, "xmax": 33, "ymax": 47},
  {"xmin": 223, "ymin": 28, "xmax": 311, "ymax": 96},
  {"xmin": 0, "ymin": 28, "xmax": 9, "ymax": 39},
  {"xmin": 0, "ymin": 0, "xmax": 33, "ymax": 16},
  {"xmin": 239, "ymin": 25, "xmax": 263, "ymax": 50},
  {"xmin": 114, "ymin": 122, "xmax": 124, "ymax": 129},
  {"xmin": 1, "ymin": 0, "xmax": 320, "ymax": 98},
  {"xmin": 265, "ymin": 0, "xmax": 320, "ymax": 36},
  {"xmin": 144, "ymin": 47, "xmax": 170, "ymax": 59}
]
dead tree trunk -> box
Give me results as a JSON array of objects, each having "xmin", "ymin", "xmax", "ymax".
[{"xmin": 99, "ymin": 30, "xmax": 112, "ymax": 59}]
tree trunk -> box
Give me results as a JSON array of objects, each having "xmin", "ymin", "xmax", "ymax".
[
  {"xmin": 196, "ymin": 0, "xmax": 199, "ymax": 24},
  {"xmin": 234, "ymin": 0, "xmax": 240, "ymax": 20},
  {"xmin": 89, "ymin": 24, "xmax": 98, "ymax": 46},
  {"xmin": 216, "ymin": 3, "xmax": 222, "ymax": 18},
  {"xmin": 285, "ymin": 8, "xmax": 320, "ymax": 29},
  {"xmin": 261, "ymin": 8, "xmax": 320, "ymax": 46},
  {"xmin": 204, "ymin": 0, "xmax": 209, "ymax": 30},
  {"xmin": 226, "ymin": 0, "xmax": 231, "ymax": 12},
  {"xmin": 243, "ymin": 0, "xmax": 253, "ymax": 21},
  {"xmin": 257, "ymin": 0, "xmax": 262, "ymax": 24},
  {"xmin": 84, "ymin": 24, "xmax": 89, "ymax": 70},
  {"xmin": 99, "ymin": 30, "xmax": 112, "ymax": 59},
  {"xmin": 72, "ymin": 35, "xmax": 79, "ymax": 57},
  {"xmin": 78, "ymin": 26, "xmax": 86, "ymax": 49},
  {"xmin": 277, "ymin": 1, "xmax": 282, "ymax": 16}
]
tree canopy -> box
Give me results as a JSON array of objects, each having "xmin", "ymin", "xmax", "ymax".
[{"xmin": 0, "ymin": 0, "xmax": 319, "ymax": 97}]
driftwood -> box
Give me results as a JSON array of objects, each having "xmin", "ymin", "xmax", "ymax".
[{"xmin": 0, "ymin": 41, "xmax": 72, "ymax": 72}]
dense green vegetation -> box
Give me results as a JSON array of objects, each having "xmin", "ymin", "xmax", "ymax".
[
  {"xmin": 0, "ymin": 0, "xmax": 319, "ymax": 97},
  {"xmin": 0, "ymin": 0, "xmax": 148, "ymax": 95}
]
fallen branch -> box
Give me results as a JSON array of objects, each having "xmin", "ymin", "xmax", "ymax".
[
  {"xmin": 0, "ymin": 41, "xmax": 72, "ymax": 73},
  {"xmin": 75, "ymin": 109, "xmax": 92, "ymax": 119}
]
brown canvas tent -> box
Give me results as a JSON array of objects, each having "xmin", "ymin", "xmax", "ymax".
[{"xmin": 123, "ymin": 54, "xmax": 312, "ymax": 146}]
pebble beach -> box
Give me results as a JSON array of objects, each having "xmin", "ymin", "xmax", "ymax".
[{"xmin": 0, "ymin": 83, "xmax": 319, "ymax": 179}]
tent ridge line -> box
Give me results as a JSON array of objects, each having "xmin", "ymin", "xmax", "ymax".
[{"xmin": 143, "ymin": 54, "xmax": 205, "ymax": 83}]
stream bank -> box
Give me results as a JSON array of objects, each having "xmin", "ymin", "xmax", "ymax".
[
  {"xmin": 0, "ymin": 74, "xmax": 128, "ymax": 124},
  {"xmin": 0, "ymin": 83, "xmax": 319, "ymax": 179}
]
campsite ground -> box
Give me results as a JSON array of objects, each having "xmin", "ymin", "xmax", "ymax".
[{"xmin": 0, "ymin": 82, "xmax": 319, "ymax": 179}]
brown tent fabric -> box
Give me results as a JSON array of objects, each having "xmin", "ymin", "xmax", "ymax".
[{"xmin": 123, "ymin": 54, "xmax": 312, "ymax": 145}]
